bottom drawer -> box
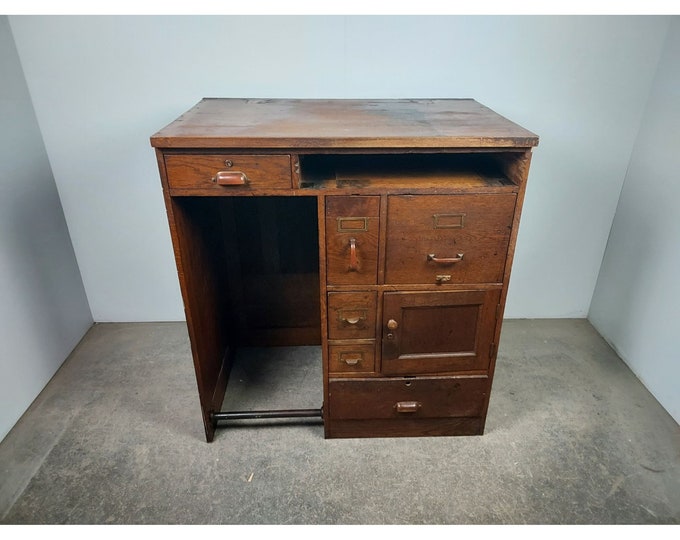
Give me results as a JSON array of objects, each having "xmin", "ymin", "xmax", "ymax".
[{"xmin": 328, "ymin": 376, "xmax": 488, "ymax": 420}]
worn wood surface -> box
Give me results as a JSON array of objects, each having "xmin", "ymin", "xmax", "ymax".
[
  {"xmin": 166, "ymin": 196, "xmax": 233, "ymax": 442},
  {"xmin": 151, "ymin": 99, "xmax": 538, "ymax": 149},
  {"xmin": 165, "ymin": 153, "xmax": 292, "ymax": 191}
]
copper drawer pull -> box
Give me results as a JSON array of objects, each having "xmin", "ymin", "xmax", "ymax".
[
  {"xmin": 213, "ymin": 171, "xmax": 249, "ymax": 186},
  {"xmin": 349, "ymin": 237, "xmax": 358, "ymax": 271},
  {"xmin": 395, "ymin": 401, "xmax": 422, "ymax": 414},
  {"xmin": 427, "ymin": 253, "xmax": 464, "ymax": 264}
]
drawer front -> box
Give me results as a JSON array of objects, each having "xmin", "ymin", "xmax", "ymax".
[
  {"xmin": 165, "ymin": 154, "xmax": 292, "ymax": 191},
  {"xmin": 385, "ymin": 194, "xmax": 516, "ymax": 284},
  {"xmin": 327, "ymin": 292, "xmax": 377, "ymax": 340},
  {"xmin": 326, "ymin": 196, "xmax": 380, "ymax": 285},
  {"xmin": 329, "ymin": 343, "xmax": 375, "ymax": 375},
  {"xmin": 328, "ymin": 376, "xmax": 488, "ymax": 420}
]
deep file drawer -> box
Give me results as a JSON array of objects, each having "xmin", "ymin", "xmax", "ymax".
[
  {"xmin": 325, "ymin": 196, "xmax": 380, "ymax": 285},
  {"xmin": 385, "ymin": 194, "xmax": 516, "ymax": 284}
]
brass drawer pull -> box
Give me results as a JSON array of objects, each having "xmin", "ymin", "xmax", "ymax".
[
  {"xmin": 342, "ymin": 356, "xmax": 362, "ymax": 366},
  {"xmin": 213, "ymin": 171, "xmax": 249, "ymax": 186},
  {"xmin": 427, "ymin": 253, "xmax": 464, "ymax": 264},
  {"xmin": 395, "ymin": 401, "xmax": 422, "ymax": 414},
  {"xmin": 339, "ymin": 310, "xmax": 367, "ymax": 326}
]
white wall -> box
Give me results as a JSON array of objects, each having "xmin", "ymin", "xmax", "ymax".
[
  {"xmin": 8, "ymin": 15, "xmax": 671, "ymax": 321},
  {"xmin": 589, "ymin": 17, "xmax": 680, "ymax": 424},
  {"xmin": 0, "ymin": 16, "xmax": 92, "ymax": 442}
]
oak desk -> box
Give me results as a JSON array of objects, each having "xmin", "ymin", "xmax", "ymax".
[{"xmin": 151, "ymin": 99, "xmax": 538, "ymax": 442}]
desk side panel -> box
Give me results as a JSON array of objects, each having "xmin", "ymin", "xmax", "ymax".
[{"xmin": 156, "ymin": 149, "xmax": 231, "ymax": 442}]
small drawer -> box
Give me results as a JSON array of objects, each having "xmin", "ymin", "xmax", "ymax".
[
  {"xmin": 327, "ymin": 292, "xmax": 377, "ymax": 340},
  {"xmin": 385, "ymin": 194, "xmax": 516, "ymax": 284},
  {"xmin": 326, "ymin": 196, "xmax": 380, "ymax": 285},
  {"xmin": 165, "ymin": 154, "xmax": 292, "ymax": 191},
  {"xmin": 329, "ymin": 344, "xmax": 375, "ymax": 375},
  {"xmin": 328, "ymin": 375, "xmax": 488, "ymax": 419}
]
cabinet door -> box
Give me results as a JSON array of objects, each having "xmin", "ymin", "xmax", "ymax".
[{"xmin": 381, "ymin": 290, "xmax": 500, "ymax": 375}]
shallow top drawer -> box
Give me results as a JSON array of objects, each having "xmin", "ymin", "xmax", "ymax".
[{"xmin": 164, "ymin": 154, "xmax": 292, "ymax": 191}]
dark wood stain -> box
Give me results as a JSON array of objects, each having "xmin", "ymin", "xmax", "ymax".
[{"xmin": 151, "ymin": 99, "xmax": 538, "ymax": 440}]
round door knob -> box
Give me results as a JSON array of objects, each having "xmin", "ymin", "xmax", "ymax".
[{"xmin": 387, "ymin": 319, "xmax": 398, "ymax": 330}]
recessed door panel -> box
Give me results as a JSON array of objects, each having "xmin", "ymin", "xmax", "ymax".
[{"xmin": 381, "ymin": 290, "xmax": 500, "ymax": 375}]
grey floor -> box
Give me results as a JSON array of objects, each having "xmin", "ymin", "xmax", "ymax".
[{"xmin": 1, "ymin": 320, "xmax": 678, "ymax": 524}]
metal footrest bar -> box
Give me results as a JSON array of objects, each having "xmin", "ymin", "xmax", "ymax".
[{"xmin": 212, "ymin": 408, "xmax": 323, "ymax": 423}]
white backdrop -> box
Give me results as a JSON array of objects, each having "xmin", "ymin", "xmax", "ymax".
[
  {"xmin": 9, "ymin": 15, "xmax": 671, "ymax": 321},
  {"xmin": 590, "ymin": 18, "xmax": 680, "ymax": 423},
  {"xmin": 0, "ymin": 16, "xmax": 92, "ymax": 442}
]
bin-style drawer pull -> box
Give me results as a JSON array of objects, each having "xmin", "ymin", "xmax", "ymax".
[
  {"xmin": 339, "ymin": 309, "xmax": 367, "ymax": 326},
  {"xmin": 395, "ymin": 401, "xmax": 422, "ymax": 414},
  {"xmin": 342, "ymin": 356, "xmax": 362, "ymax": 366},
  {"xmin": 213, "ymin": 171, "xmax": 249, "ymax": 186},
  {"xmin": 427, "ymin": 253, "xmax": 464, "ymax": 264}
]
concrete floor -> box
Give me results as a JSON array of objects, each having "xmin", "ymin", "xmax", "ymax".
[{"xmin": 0, "ymin": 320, "xmax": 678, "ymax": 524}]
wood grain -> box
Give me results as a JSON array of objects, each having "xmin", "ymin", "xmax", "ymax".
[
  {"xmin": 165, "ymin": 153, "xmax": 291, "ymax": 191},
  {"xmin": 325, "ymin": 196, "xmax": 380, "ymax": 285},
  {"xmin": 327, "ymin": 291, "xmax": 377, "ymax": 340},
  {"xmin": 328, "ymin": 375, "xmax": 489, "ymax": 419},
  {"xmin": 151, "ymin": 99, "xmax": 539, "ymax": 149},
  {"xmin": 385, "ymin": 194, "xmax": 516, "ymax": 284},
  {"xmin": 381, "ymin": 289, "xmax": 501, "ymax": 375}
]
